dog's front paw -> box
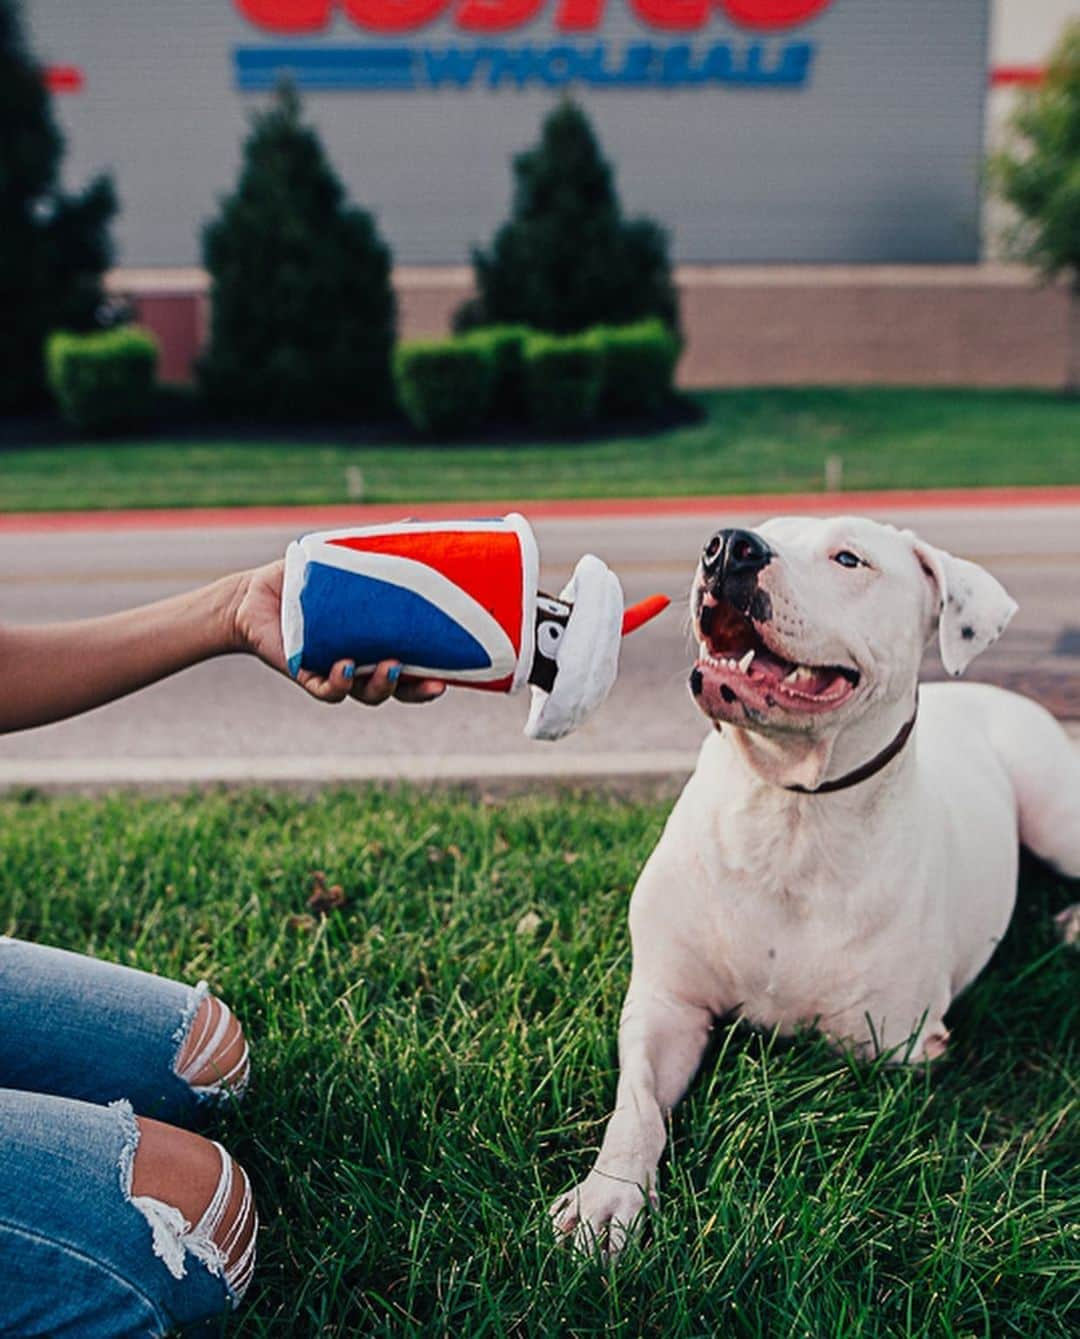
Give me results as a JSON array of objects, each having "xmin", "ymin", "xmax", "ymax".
[{"xmin": 549, "ymin": 1167, "xmax": 656, "ymax": 1257}]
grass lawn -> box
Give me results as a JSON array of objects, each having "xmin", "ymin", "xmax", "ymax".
[
  {"xmin": 2, "ymin": 388, "xmax": 1079, "ymax": 511},
  {"xmin": 1, "ymin": 786, "xmax": 1077, "ymax": 1336}
]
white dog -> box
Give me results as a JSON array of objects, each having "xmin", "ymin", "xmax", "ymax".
[{"xmin": 551, "ymin": 515, "xmax": 1080, "ymax": 1254}]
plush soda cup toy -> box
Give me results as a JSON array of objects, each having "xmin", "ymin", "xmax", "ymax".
[{"xmin": 280, "ymin": 513, "xmax": 669, "ymax": 740}]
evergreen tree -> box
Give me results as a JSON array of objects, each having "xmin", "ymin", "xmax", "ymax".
[
  {"xmin": 990, "ymin": 21, "xmax": 1080, "ymax": 393},
  {"xmin": 461, "ymin": 101, "xmax": 678, "ymax": 336},
  {"xmin": 0, "ymin": 0, "xmax": 116, "ymax": 411},
  {"xmin": 201, "ymin": 84, "xmax": 396, "ymax": 420}
]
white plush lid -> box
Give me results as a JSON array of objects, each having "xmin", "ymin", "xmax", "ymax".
[{"xmin": 524, "ymin": 554, "xmax": 624, "ymax": 741}]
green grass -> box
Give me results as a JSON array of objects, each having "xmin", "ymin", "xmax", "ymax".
[
  {"xmin": 1, "ymin": 786, "xmax": 1077, "ymax": 1337},
  {"xmin": 2, "ymin": 388, "xmax": 1079, "ymax": 511}
]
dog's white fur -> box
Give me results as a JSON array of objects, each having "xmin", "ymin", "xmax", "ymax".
[{"xmin": 551, "ymin": 515, "xmax": 1080, "ymax": 1254}]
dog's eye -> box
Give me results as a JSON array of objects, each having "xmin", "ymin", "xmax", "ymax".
[{"xmin": 833, "ymin": 550, "xmax": 862, "ymax": 569}]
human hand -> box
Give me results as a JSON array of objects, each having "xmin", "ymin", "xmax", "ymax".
[{"xmin": 228, "ymin": 561, "xmax": 446, "ymax": 706}]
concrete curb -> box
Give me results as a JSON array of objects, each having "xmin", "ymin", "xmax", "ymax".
[
  {"xmin": 5, "ymin": 485, "xmax": 1080, "ymax": 535},
  {"xmin": 4, "ymin": 731, "xmax": 1078, "ymax": 795},
  {"xmin": 0, "ymin": 750, "xmax": 701, "ymax": 795}
]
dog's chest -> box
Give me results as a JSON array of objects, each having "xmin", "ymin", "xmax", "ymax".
[
  {"xmin": 701, "ymin": 864, "xmax": 879, "ymax": 1030},
  {"xmin": 686, "ymin": 789, "xmax": 912, "ymax": 1029}
]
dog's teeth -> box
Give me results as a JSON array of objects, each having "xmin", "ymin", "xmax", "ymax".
[
  {"xmin": 783, "ymin": 668, "xmax": 800, "ymax": 684},
  {"xmin": 738, "ymin": 650, "xmax": 755, "ymax": 674}
]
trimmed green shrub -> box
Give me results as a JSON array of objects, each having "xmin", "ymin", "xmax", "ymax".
[
  {"xmin": 394, "ymin": 339, "xmax": 495, "ymax": 436},
  {"xmin": 523, "ymin": 332, "xmax": 604, "ymax": 430},
  {"xmin": 463, "ymin": 101, "xmax": 679, "ymax": 338},
  {"xmin": 595, "ymin": 319, "xmax": 681, "ymax": 415},
  {"xmin": 46, "ymin": 327, "xmax": 158, "ymax": 434},
  {"xmin": 988, "ymin": 20, "xmax": 1080, "ymax": 393},
  {"xmin": 0, "ymin": 0, "xmax": 117, "ymax": 411},
  {"xmin": 462, "ymin": 325, "xmax": 530, "ymax": 418},
  {"xmin": 200, "ymin": 84, "xmax": 395, "ymax": 421}
]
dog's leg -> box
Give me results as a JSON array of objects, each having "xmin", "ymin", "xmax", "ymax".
[
  {"xmin": 986, "ymin": 693, "xmax": 1080, "ymax": 876},
  {"xmin": 550, "ymin": 980, "xmax": 712, "ymax": 1256},
  {"xmin": 990, "ymin": 696, "xmax": 1080, "ymax": 948},
  {"xmin": 987, "ymin": 694, "xmax": 1080, "ymax": 939}
]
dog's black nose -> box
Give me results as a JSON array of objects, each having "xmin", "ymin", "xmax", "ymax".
[{"xmin": 702, "ymin": 528, "xmax": 772, "ymax": 577}]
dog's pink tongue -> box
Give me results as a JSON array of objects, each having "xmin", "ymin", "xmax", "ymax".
[
  {"xmin": 800, "ymin": 666, "xmax": 837, "ymax": 695},
  {"xmin": 762, "ymin": 659, "xmax": 839, "ymax": 698}
]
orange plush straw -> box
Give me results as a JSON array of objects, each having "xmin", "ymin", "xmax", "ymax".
[{"xmin": 621, "ymin": 594, "xmax": 671, "ymax": 636}]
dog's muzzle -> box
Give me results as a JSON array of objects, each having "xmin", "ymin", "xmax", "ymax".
[
  {"xmin": 702, "ymin": 529, "xmax": 773, "ymax": 608},
  {"xmin": 693, "ymin": 527, "xmax": 860, "ymax": 721}
]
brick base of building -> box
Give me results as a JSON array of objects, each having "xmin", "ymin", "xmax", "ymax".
[{"xmin": 107, "ymin": 264, "xmax": 1072, "ymax": 391}]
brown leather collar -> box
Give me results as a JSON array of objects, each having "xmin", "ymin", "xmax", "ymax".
[{"xmin": 785, "ymin": 696, "xmax": 919, "ymax": 795}]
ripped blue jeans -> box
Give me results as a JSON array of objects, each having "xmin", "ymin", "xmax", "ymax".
[{"xmin": 0, "ymin": 937, "xmax": 253, "ymax": 1337}]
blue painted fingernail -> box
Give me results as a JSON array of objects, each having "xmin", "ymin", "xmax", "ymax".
[
  {"xmin": 388, "ymin": 665, "xmax": 402, "ymax": 684},
  {"xmin": 343, "ymin": 663, "xmax": 355, "ymax": 682}
]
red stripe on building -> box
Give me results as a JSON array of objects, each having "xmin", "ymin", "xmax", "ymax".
[
  {"xmin": 45, "ymin": 65, "xmax": 85, "ymax": 93},
  {"xmin": 990, "ymin": 66, "xmax": 1045, "ymax": 87},
  {"xmin": 39, "ymin": 63, "xmax": 1048, "ymax": 95}
]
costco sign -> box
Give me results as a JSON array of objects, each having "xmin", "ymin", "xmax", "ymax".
[{"xmin": 233, "ymin": 0, "xmax": 834, "ymax": 90}]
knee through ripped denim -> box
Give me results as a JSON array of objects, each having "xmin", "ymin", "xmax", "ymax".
[{"xmin": 0, "ymin": 937, "xmax": 256, "ymax": 1337}]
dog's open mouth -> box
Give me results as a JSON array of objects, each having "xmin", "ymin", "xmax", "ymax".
[{"xmin": 694, "ymin": 597, "xmax": 860, "ymax": 718}]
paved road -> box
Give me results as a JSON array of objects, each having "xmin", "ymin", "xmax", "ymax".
[{"xmin": 3, "ymin": 502, "xmax": 1080, "ymax": 787}]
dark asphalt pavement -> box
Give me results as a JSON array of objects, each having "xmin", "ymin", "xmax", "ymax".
[{"xmin": 2, "ymin": 503, "xmax": 1079, "ymax": 786}]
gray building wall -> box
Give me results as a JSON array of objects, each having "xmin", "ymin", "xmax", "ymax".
[{"xmin": 26, "ymin": 0, "xmax": 989, "ymax": 268}]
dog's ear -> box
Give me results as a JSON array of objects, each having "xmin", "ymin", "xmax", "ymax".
[{"xmin": 907, "ymin": 537, "xmax": 1017, "ymax": 676}]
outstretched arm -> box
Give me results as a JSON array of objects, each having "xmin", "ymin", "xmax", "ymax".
[{"xmin": 0, "ymin": 559, "xmax": 444, "ymax": 736}]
